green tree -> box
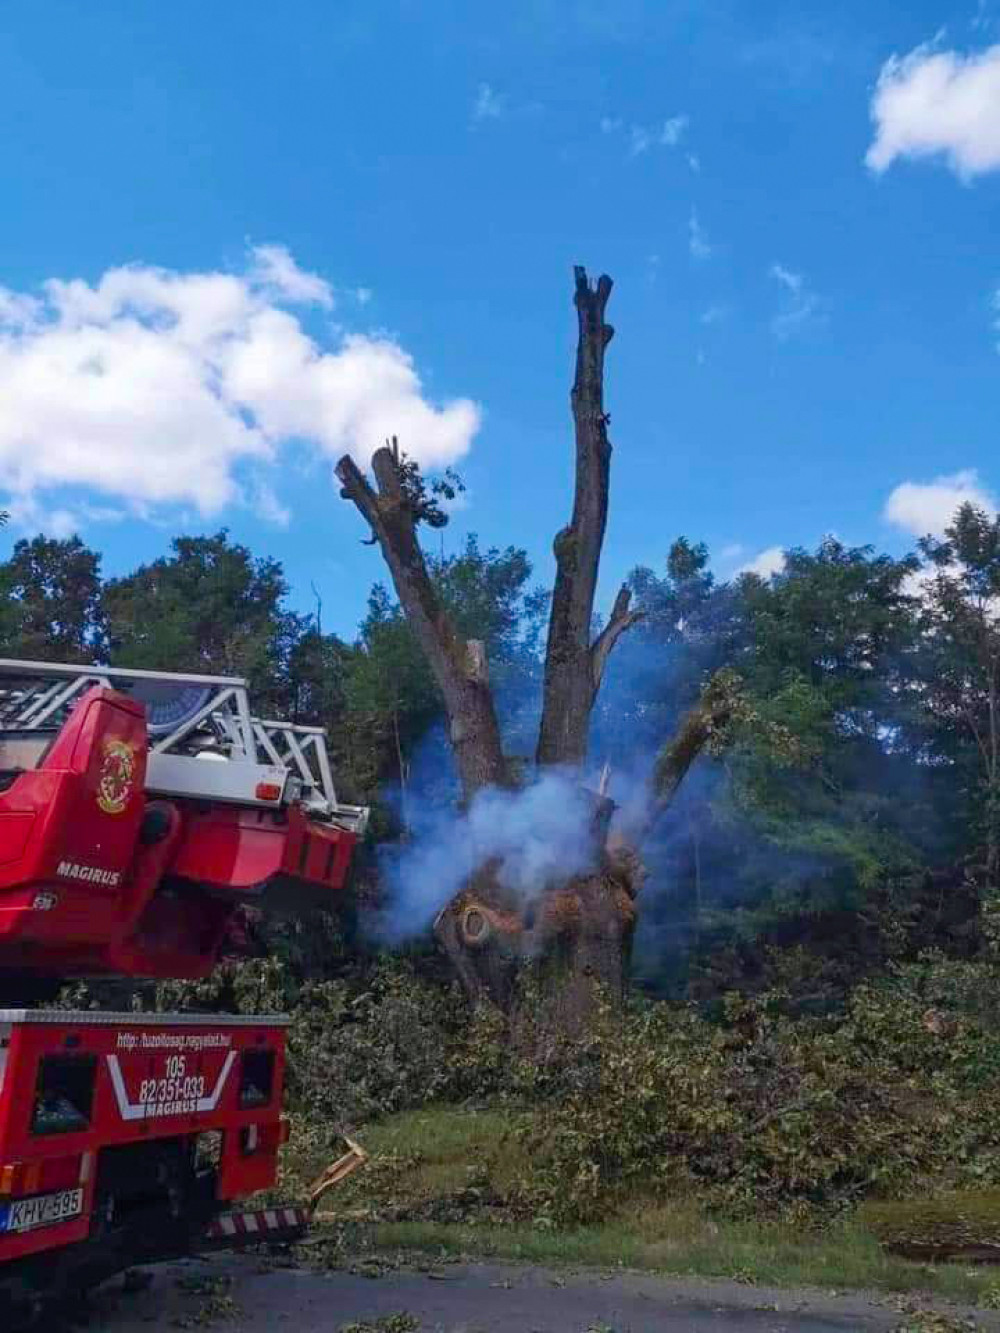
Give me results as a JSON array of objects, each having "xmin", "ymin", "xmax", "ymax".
[
  {"xmin": 594, "ymin": 537, "xmax": 746, "ymax": 763},
  {"xmin": 617, "ymin": 538, "xmax": 932, "ymax": 992},
  {"xmin": 0, "ymin": 534, "xmax": 105, "ymax": 662},
  {"xmin": 916, "ymin": 502, "xmax": 1000, "ymax": 887},
  {"xmin": 730, "ymin": 538, "xmax": 925, "ymax": 880},
  {"xmin": 104, "ymin": 531, "xmax": 301, "ymax": 710}
]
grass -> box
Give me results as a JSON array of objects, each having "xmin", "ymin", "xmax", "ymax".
[
  {"xmin": 347, "ymin": 1104, "xmax": 527, "ymax": 1194},
  {"xmin": 279, "ymin": 1105, "xmax": 528, "ymax": 1208},
  {"xmin": 366, "ymin": 1211, "xmax": 1000, "ymax": 1303},
  {"xmin": 283, "ymin": 1104, "xmax": 1000, "ymax": 1307}
]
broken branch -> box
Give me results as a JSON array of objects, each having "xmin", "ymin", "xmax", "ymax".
[{"xmin": 590, "ymin": 584, "xmax": 645, "ymax": 689}]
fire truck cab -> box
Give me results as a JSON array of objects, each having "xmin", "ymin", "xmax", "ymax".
[{"xmin": 0, "ymin": 659, "xmax": 367, "ymax": 1321}]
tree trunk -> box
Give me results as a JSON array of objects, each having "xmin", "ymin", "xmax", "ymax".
[
  {"xmin": 432, "ymin": 789, "xmax": 641, "ymax": 1036},
  {"xmin": 337, "ymin": 269, "xmax": 722, "ymax": 1035},
  {"xmin": 536, "ymin": 269, "xmax": 641, "ymax": 768},
  {"xmin": 336, "ymin": 444, "xmax": 509, "ymax": 803},
  {"xmin": 432, "ymin": 268, "xmax": 642, "ymax": 1022}
]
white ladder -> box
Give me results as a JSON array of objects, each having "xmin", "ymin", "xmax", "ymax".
[{"xmin": 0, "ymin": 659, "xmax": 368, "ymax": 834}]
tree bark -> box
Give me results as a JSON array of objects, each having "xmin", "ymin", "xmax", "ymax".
[
  {"xmin": 336, "ymin": 271, "xmax": 723, "ymax": 1034},
  {"xmin": 613, "ymin": 671, "xmax": 738, "ymax": 851},
  {"xmin": 432, "ymin": 790, "xmax": 640, "ymax": 1034},
  {"xmin": 336, "ymin": 444, "xmax": 509, "ymax": 802},
  {"xmin": 536, "ymin": 268, "xmax": 642, "ymax": 768}
]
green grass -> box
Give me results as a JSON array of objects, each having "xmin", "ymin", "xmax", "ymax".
[
  {"xmin": 352, "ymin": 1106, "xmax": 528, "ymax": 1198},
  {"xmin": 285, "ymin": 1105, "xmax": 1000, "ymax": 1306},
  {"xmin": 280, "ymin": 1105, "xmax": 527, "ymax": 1208},
  {"xmin": 364, "ymin": 1210, "xmax": 1000, "ymax": 1303}
]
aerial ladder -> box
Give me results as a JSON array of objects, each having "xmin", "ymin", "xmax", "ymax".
[{"xmin": 0, "ymin": 659, "xmax": 368, "ymax": 1322}]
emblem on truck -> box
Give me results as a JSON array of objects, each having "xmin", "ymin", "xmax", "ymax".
[{"xmin": 97, "ymin": 738, "xmax": 136, "ymax": 815}]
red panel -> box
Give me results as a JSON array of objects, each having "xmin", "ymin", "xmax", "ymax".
[
  {"xmin": 169, "ymin": 806, "xmax": 289, "ymax": 889},
  {"xmin": 0, "ymin": 1015, "xmax": 289, "ymax": 1265},
  {"xmin": 0, "ymin": 689, "xmax": 147, "ymax": 955},
  {"xmin": 169, "ymin": 803, "xmax": 358, "ymax": 905},
  {"xmin": 0, "ymin": 814, "xmax": 34, "ymax": 866},
  {"xmin": 0, "ymin": 686, "xmax": 359, "ymax": 981}
]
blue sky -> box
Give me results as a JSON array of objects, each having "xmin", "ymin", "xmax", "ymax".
[{"xmin": 1, "ymin": 0, "xmax": 999, "ymax": 636}]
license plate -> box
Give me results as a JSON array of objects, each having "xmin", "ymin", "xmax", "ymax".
[{"xmin": 0, "ymin": 1187, "xmax": 84, "ymax": 1234}]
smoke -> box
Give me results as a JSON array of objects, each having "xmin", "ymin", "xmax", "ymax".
[
  {"xmin": 374, "ymin": 769, "xmax": 604, "ymax": 944},
  {"xmin": 359, "ymin": 539, "xmax": 968, "ymax": 997}
]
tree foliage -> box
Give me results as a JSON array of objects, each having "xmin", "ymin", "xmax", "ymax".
[
  {"xmin": 1, "ymin": 498, "xmax": 997, "ymax": 1004},
  {"xmin": 103, "ymin": 531, "xmax": 300, "ymax": 708},
  {"xmin": 915, "ymin": 503, "xmax": 1000, "ymax": 885},
  {"xmin": 0, "ymin": 535, "xmax": 105, "ymax": 661}
]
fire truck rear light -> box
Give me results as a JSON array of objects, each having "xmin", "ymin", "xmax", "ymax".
[
  {"xmin": 255, "ymin": 782, "xmax": 282, "ymax": 801},
  {"xmin": 0, "ymin": 1154, "xmax": 83, "ymax": 1197}
]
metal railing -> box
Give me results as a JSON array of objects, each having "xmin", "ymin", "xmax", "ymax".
[{"xmin": 0, "ymin": 659, "xmax": 368, "ymax": 834}]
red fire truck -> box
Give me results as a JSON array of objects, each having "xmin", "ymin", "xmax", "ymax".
[{"xmin": 0, "ymin": 659, "xmax": 367, "ymax": 1321}]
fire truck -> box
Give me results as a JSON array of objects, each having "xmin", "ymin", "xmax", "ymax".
[{"xmin": 0, "ymin": 659, "xmax": 368, "ymax": 1322}]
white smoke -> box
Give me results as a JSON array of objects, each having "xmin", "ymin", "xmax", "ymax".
[{"xmin": 377, "ymin": 769, "xmax": 604, "ymax": 942}]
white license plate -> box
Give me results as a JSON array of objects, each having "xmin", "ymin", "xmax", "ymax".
[{"xmin": 0, "ymin": 1187, "xmax": 84, "ymax": 1234}]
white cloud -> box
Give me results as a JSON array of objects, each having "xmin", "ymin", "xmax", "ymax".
[
  {"xmin": 0, "ymin": 246, "xmax": 479, "ymax": 528},
  {"xmin": 700, "ymin": 303, "xmax": 729, "ymax": 325},
  {"xmin": 661, "ymin": 115, "xmax": 689, "ymax": 146},
  {"xmin": 738, "ymin": 546, "xmax": 786, "ymax": 579},
  {"xmin": 769, "ymin": 262, "xmax": 820, "ymax": 338},
  {"xmin": 0, "ymin": 290, "xmax": 41, "ymax": 328},
  {"xmin": 246, "ymin": 476, "xmax": 292, "ymax": 528},
  {"xmin": 248, "ymin": 244, "xmax": 333, "ymax": 307},
  {"xmin": 688, "ymin": 208, "xmax": 713, "ymax": 260},
  {"xmin": 771, "ymin": 263, "xmax": 803, "ymax": 295},
  {"xmin": 866, "ymin": 39, "xmax": 1000, "ymax": 178},
  {"xmin": 473, "ymin": 83, "xmax": 504, "ymax": 122},
  {"xmin": 6, "ymin": 494, "xmax": 126, "ymax": 539},
  {"xmin": 884, "ymin": 468, "xmax": 996, "ymax": 536},
  {"xmin": 602, "ymin": 113, "xmax": 689, "ymax": 157},
  {"xmin": 628, "ymin": 125, "xmax": 652, "ymax": 156}
]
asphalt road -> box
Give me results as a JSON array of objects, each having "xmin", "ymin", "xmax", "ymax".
[{"xmin": 81, "ymin": 1253, "xmax": 1000, "ymax": 1332}]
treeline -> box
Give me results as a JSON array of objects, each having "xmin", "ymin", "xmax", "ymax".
[{"xmin": 4, "ymin": 502, "xmax": 999, "ymax": 1003}]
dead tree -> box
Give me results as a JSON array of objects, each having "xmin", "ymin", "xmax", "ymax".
[
  {"xmin": 337, "ymin": 267, "xmax": 731, "ymax": 1029},
  {"xmin": 536, "ymin": 269, "xmax": 642, "ymax": 768},
  {"xmin": 336, "ymin": 445, "xmax": 509, "ymax": 800}
]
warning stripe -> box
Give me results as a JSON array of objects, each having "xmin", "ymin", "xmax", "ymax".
[{"xmin": 206, "ymin": 1207, "xmax": 308, "ymax": 1244}]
